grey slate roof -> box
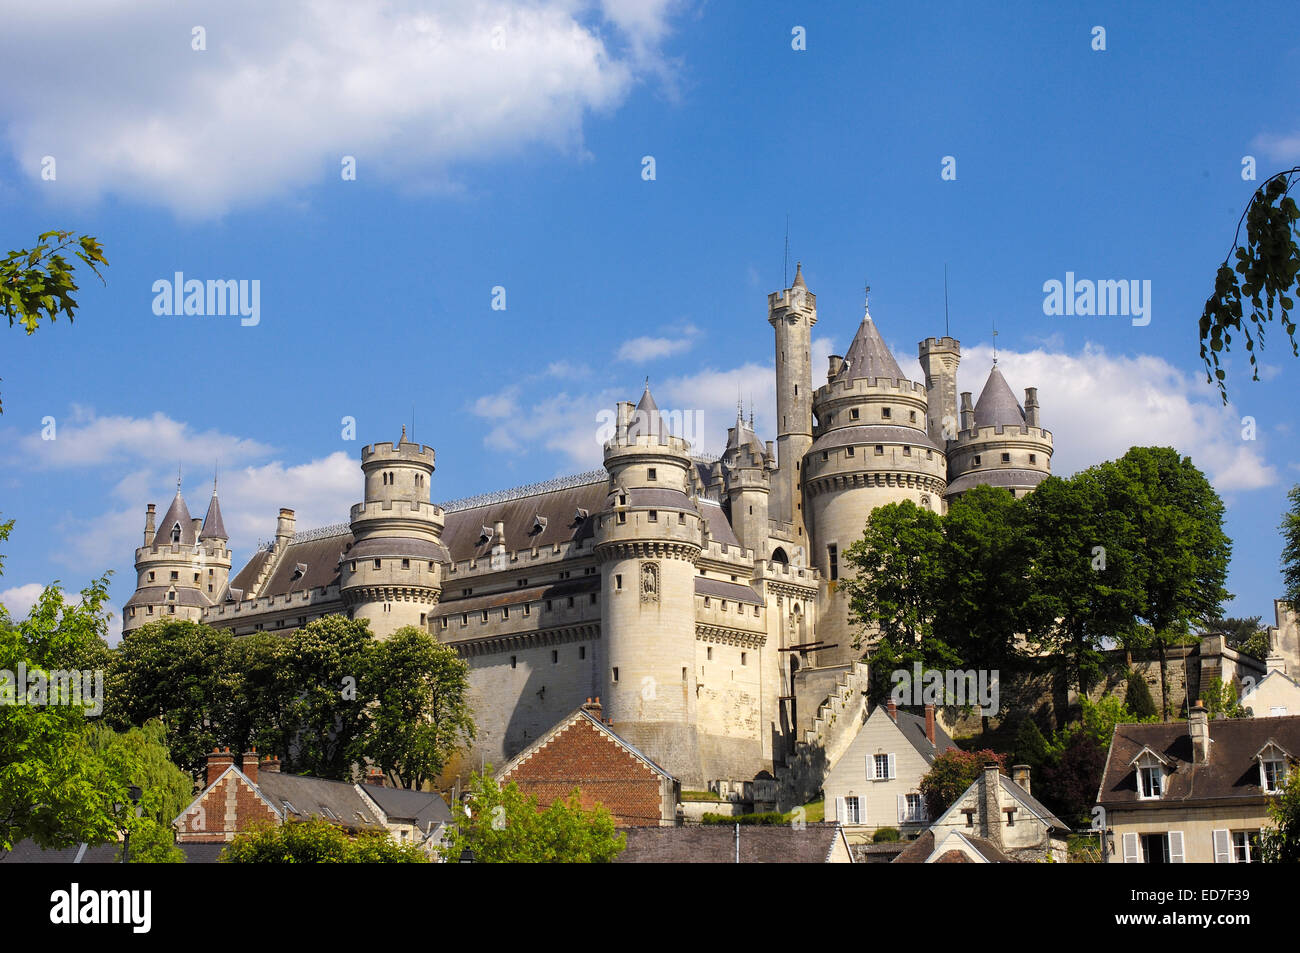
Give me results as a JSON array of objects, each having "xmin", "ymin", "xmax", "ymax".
[
  {"xmin": 944, "ymin": 468, "xmax": 1048, "ymax": 496},
  {"xmin": 998, "ymin": 773, "xmax": 1068, "ymax": 831},
  {"xmin": 695, "ymin": 576, "xmax": 763, "ymax": 606},
  {"xmin": 614, "ymin": 823, "xmax": 850, "ymax": 863},
  {"xmin": 891, "ymin": 708, "xmax": 958, "ymax": 765},
  {"xmin": 809, "ymin": 423, "xmax": 941, "ymax": 454},
  {"xmin": 360, "ymin": 785, "xmax": 452, "ymax": 831},
  {"xmin": 0, "ymin": 839, "xmax": 226, "ymax": 863},
  {"xmin": 123, "ymin": 586, "xmax": 213, "ymax": 609},
  {"xmin": 154, "ymin": 491, "xmax": 195, "ymax": 546},
  {"xmin": 199, "ymin": 492, "xmax": 227, "ymax": 540},
  {"xmin": 835, "ymin": 316, "xmax": 908, "ymax": 385},
  {"xmin": 973, "ymin": 365, "xmax": 1025, "ymax": 429},
  {"xmin": 254, "ymin": 772, "xmax": 384, "ymax": 830}
]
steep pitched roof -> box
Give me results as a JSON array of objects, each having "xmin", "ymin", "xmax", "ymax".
[
  {"xmin": 497, "ymin": 706, "xmax": 676, "ymax": 784},
  {"xmin": 154, "ymin": 492, "xmax": 195, "ymax": 546},
  {"xmin": 614, "ymin": 823, "xmax": 852, "ymax": 863},
  {"xmin": 893, "ymin": 829, "xmax": 1014, "ymax": 863},
  {"xmin": 356, "ymin": 785, "xmax": 452, "ymax": 831},
  {"xmin": 973, "ymin": 366, "xmax": 1025, "ymax": 429},
  {"xmin": 199, "ymin": 492, "xmax": 227, "ymax": 540},
  {"xmin": 835, "ymin": 316, "xmax": 907, "ymax": 385},
  {"xmin": 873, "ymin": 706, "xmax": 958, "ymax": 765}
]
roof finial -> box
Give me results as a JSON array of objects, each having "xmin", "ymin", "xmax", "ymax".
[
  {"xmin": 992, "ymin": 319, "xmax": 999, "ymax": 366},
  {"xmin": 213, "ymin": 461, "xmax": 219, "ymax": 496},
  {"xmin": 863, "ymin": 281, "xmax": 872, "ymax": 321},
  {"xmin": 176, "ymin": 464, "xmax": 182, "ymax": 494},
  {"xmin": 400, "ymin": 424, "xmax": 407, "ymax": 442}
]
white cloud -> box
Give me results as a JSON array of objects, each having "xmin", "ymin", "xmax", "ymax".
[
  {"xmin": 1252, "ymin": 130, "xmax": 1300, "ymax": 165},
  {"xmin": 616, "ymin": 324, "xmax": 700, "ymax": 362},
  {"xmin": 0, "ymin": 582, "xmax": 46, "ymax": 621},
  {"xmin": 13, "ymin": 406, "xmax": 272, "ymax": 470},
  {"xmin": 0, "ymin": 1, "xmax": 680, "ymax": 217},
  {"xmin": 956, "ymin": 343, "xmax": 1278, "ymax": 492}
]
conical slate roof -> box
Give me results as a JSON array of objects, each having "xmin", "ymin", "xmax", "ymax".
[
  {"xmin": 791, "ymin": 262, "xmax": 806, "ymax": 289},
  {"xmin": 973, "ymin": 366, "xmax": 1025, "ymax": 429},
  {"xmin": 837, "ymin": 315, "xmax": 908, "ymax": 385},
  {"xmin": 199, "ymin": 492, "xmax": 227, "ymax": 540},
  {"xmin": 724, "ymin": 410, "xmax": 766, "ymax": 465},
  {"xmin": 629, "ymin": 381, "xmax": 664, "ymax": 438},
  {"xmin": 155, "ymin": 491, "xmax": 195, "ymax": 546}
]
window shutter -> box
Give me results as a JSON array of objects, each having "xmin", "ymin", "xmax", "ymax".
[
  {"xmin": 1168, "ymin": 831, "xmax": 1185, "ymax": 863},
  {"xmin": 1122, "ymin": 832, "xmax": 1140, "ymax": 864},
  {"xmin": 1212, "ymin": 829, "xmax": 1231, "ymax": 863},
  {"xmin": 887, "ymin": 753, "xmax": 897, "ymax": 780},
  {"xmin": 865, "ymin": 755, "xmax": 872, "ymax": 780},
  {"xmin": 896, "ymin": 794, "xmax": 906, "ymax": 823},
  {"xmin": 835, "ymin": 797, "xmax": 846, "ymax": 824}
]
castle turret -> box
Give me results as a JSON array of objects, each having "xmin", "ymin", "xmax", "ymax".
[
  {"xmin": 944, "ymin": 365, "xmax": 1053, "ymax": 500},
  {"xmin": 123, "ymin": 481, "xmax": 230, "ymax": 635},
  {"xmin": 805, "ymin": 295, "xmax": 947, "ymax": 661},
  {"xmin": 594, "ymin": 385, "xmax": 705, "ymax": 784},
  {"xmin": 918, "ymin": 336, "xmax": 961, "ymax": 445},
  {"xmin": 722, "ymin": 407, "xmax": 773, "ymax": 555},
  {"xmin": 340, "ymin": 427, "xmax": 446, "ymax": 638},
  {"xmin": 768, "ymin": 262, "xmax": 816, "ymax": 543}
]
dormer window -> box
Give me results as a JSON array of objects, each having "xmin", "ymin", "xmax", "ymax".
[
  {"xmin": 1257, "ymin": 742, "xmax": 1290, "ymax": 793},
  {"xmin": 171, "ymin": 523, "xmax": 181, "ymax": 543},
  {"xmin": 1134, "ymin": 751, "xmax": 1166, "ymax": 799}
]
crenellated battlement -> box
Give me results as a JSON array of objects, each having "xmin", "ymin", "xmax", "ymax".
[
  {"xmin": 360, "ymin": 440, "xmax": 437, "ymax": 466},
  {"xmin": 951, "ymin": 423, "xmax": 1054, "ymax": 448},
  {"xmin": 814, "ymin": 374, "xmax": 926, "ymax": 403},
  {"xmin": 767, "ymin": 288, "xmax": 817, "ymax": 314}
]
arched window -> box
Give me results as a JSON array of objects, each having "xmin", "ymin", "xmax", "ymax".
[
  {"xmin": 170, "ymin": 523, "xmax": 181, "ymax": 543},
  {"xmin": 771, "ymin": 546, "xmax": 789, "ymax": 565}
]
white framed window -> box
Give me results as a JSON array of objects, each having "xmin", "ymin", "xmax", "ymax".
[
  {"xmin": 901, "ymin": 793, "xmax": 926, "ymax": 823},
  {"xmin": 843, "ymin": 796, "xmax": 861, "ymax": 824},
  {"xmin": 1261, "ymin": 756, "xmax": 1286, "ymax": 793},
  {"xmin": 1126, "ymin": 831, "xmax": 1182, "ymax": 863},
  {"xmin": 871, "ymin": 753, "xmax": 895, "ymax": 780},
  {"xmin": 1135, "ymin": 753, "xmax": 1165, "ymax": 799}
]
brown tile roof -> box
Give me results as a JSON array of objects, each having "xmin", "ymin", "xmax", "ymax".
[
  {"xmin": 615, "ymin": 823, "xmax": 849, "ymax": 863},
  {"xmin": 1098, "ymin": 715, "xmax": 1300, "ymax": 808}
]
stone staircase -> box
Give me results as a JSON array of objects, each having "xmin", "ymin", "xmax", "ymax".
[{"xmin": 775, "ymin": 660, "xmax": 871, "ymax": 810}]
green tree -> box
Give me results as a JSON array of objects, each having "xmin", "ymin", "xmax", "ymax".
[
  {"xmin": 2, "ymin": 231, "xmax": 108, "ymax": 413},
  {"xmin": 1039, "ymin": 731, "xmax": 1107, "ymax": 828},
  {"xmin": 221, "ymin": 816, "xmax": 428, "ymax": 863},
  {"xmin": 225, "ymin": 632, "xmax": 294, "ymax": 757},
  {"xmin": 0, "ymin": 574, "xmax": 120, "ymax": 854},
  {"xmin": 439, "ymin": 772, "xmax": 625, "ymax": 863},
  {"xmin": 1101, "ymin": 448, "xmax": 1231, "ymax": 720},
  {"xmin": 1260, "ymin": 763, "xmax": 1300, "ymax": 863},
  {"xmin": 841, "ymin": 501, "xmax": 958, "ymax": 701},
  {"xmin": 1124, "ymin": 671, "xmax": 1158, "ymax": 720},
  {"xmin": 1200, "ymin": 169, "xmax": 1300, "ymax": 402},
  {"xmin": 78, "ymin": 720, "xmax": 192, "ymax": 863},
  {"xmin": 357, "ymin": 626, "xmax": 475, "ymax": 790},
  {"xmin": 281, "ymin": 615, "xmax": 374, "ymax": 779},
  {"xmin": 1282, "ymin": 485, "xmax": 1300, "ymax": 610},
  {"xmin": 918, "ymin": 749, "xmax": 1006, "ymax": 821},
  {"xmin": 106, "ymin": 620, "xmax": 236, "ymax": 776},
  {"xmin": 1012, "ymin": 717, "xmax": 1050, "ymax": 774},
  {"xmin": 1202, "ymin": 615, "xmax": 1269, "ymax": 660}
]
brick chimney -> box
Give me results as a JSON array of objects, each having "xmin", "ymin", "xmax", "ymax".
[
  {"xmin": 365, "ymin": 768, "xmax": 385, "ymax": 787},
  {"xmin": 886, "ymin": 698, "xmax": 898, "ymax": 722},
  {"xmin": 583, "ymin": 696, "xmax": 604, "ymax": 721},
  {"xmin": 260, "ymin": 756, "xmax": 281, "ymax": 774},
  {"xmin": 241, "ymin": 748, "xmax": 258, "ymax": 785},
  {"xmin": 924, "ymin": 703, "xmax": 936, "ymax": 746},
  {"xmin": 206, "ymin": 747, "xmax": 235, "ymax": 788},
  {"xmin": 1012, "ymin": 764, "xmax": 1032, "ymax": 796},
  {"xmin": 982, "ymin": 762, "xmax": 1003, "ymax": 847},
  {"xmin": 1189, "ymin": 699, "xmax": 1211, "ymax": 763}
]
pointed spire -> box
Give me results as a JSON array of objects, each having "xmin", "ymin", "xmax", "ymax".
[
  {"xmin": 400, "ymin": 424, "xmax": 407, "ymax": 443},
  {"xmin": 156, "ymin": 488, "xmax": 196, "ymax": 547},
  {"xmin": 200, "ymin": 488, "xmax": 227, "ymax": 541},
  {"xmin": 835, "ymin": 307, "xmax": 908, "ymax": 384},
  {"xmin": 973, "ymin": 365, "xmax": 1025, "ymax": 429},
  {"xmin": 791, "ymin": 261, "xmax": 805, "ymax": 289}
]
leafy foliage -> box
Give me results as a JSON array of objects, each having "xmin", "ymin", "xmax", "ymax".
[
  {"xmin": 1039, "ymin": 731, "xmax": 1107, "ymax": 828},
  {"xmin": 1282, "ymin": 485, "xmax": 1300, "ymax": 611},
  {"xmin": 220, "ymin": 816, "xmax": 428, "ymax": 863},
  {"xmin": 1, "ymin": 231, "xmax": 108, "ymax": 413},
  {"xmin": 918, "ymin": 748, "xmax": 1006, "ymax": 821},
  {"xmin": 439, "ymin": 772, "xmax": 624, "ymax": 863},
  {"xmin": 872, "ymin": 826, "xmax": 900, "ymax": 842},
  {"xmin": 701, "ymin": 811, "xmax": 785, "ymax": 825},
  {"xmin": 1124, "ymin": 671, "xmax": 1158, "ymax": 720},
  {"xmin": 1260, "ymin": 763, "xmax": 1300, "ymax": 863},
  {"xmin": 356, "ymin": 626, "xmax": 475, "ymax": 789},
  {"xmin": 278, "ymin": 616, "xmax": 373, "ymax": 779},
  {"xmin": 1200, "ymin": 169, "xmax": 1300, "ymax": 402}
]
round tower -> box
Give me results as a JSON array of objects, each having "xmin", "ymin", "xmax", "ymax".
[
  {"xmin": 595, "ymin": 386, "xmax": 706, "ymax": 784},
  {"xmin": 768, "ymin": 262, "xmax": 817, "ymax": 541},
  {"xmin": 944, "ymin": 366, "xmax": 1053, "ymax": 500},
  {"xmin": 340, "ymin": 428, "xmax": 446, "ymax": 638},
  {"xmin": 722, "ymin": 408, "xmax": 775, "ymax": 556},
  {"xmin": 804, "ymin": 298, "xmax": 948, "ymax": 662},
  {"xmin": 123, "ymin": 481, "xmax": 231, "ymax": 635}
]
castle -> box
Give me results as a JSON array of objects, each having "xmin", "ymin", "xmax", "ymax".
[{"xmin": 122, "ymin": 264, "xmax": 1053, "ymax": 792}]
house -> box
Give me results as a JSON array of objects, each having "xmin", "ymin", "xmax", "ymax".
[
  {"xmin": 1097, "ymin": 701, "xmax": 1300, "ymax": 863},
  {"xmin": 174, "ymin": 747, "xmax": 452, "ymax": 854},
  {"xmin": 822, "ymin": 700, "xmax": 955, "ymax": 840},
  {"xmin": 1240, "ymin": 649, "xmax": 1300, "ymax": 717},
  {"xmin": 898, "ymin": 762, "xmax": 1068, "ymax": 863},
  {"xmin": 496, "ymin": 698, "xmax": 680, "ymax": 826},
  {"xmin": 0, "ymin": 840, "xmax": 225, "ymax": 864},
  {"xmin": 614, "ymin": 823, "xmax": 854, "ymax": 863}
]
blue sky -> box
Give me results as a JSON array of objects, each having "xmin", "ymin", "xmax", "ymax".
[{"xmin": 1, "ymin": 0, "xmax": 1297, "ymax": 637}]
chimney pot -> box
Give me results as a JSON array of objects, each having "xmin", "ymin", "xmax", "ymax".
[
  {"xmin": 1012, "ymin": 764, "xmax": 1031, "ymax": 796},
  {"xmin": 241, "ymin": 750, "xmax": 259, "ymax": 785},
  {"xmin": 1189, "ymin": 699, "xmax": 1211, "ymax": 763},
  {"xmin": 886, "ymin": 699, "xmax": 898, "ymax": 722},
  {"xmin": 206, "ymin": 748, "xmax": 236, "ymax": 788},
  {"xmin": 924, "ymin": 703, "xmax": 936, "ymax": 746}
]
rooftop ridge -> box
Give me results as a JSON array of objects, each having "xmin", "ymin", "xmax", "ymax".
[
  {"xmin": 291, "ymin": 522, "xmax": 352, "ymax": 543},
  {"xmin": 440, "ymin": 469, "xmax": 608, "ymax": 513}
]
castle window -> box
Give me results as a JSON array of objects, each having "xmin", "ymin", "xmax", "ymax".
[
  {"xmin": 463, "ymin": 588, "xmax": 473, "ymax": 596},
  {"xmin": 973, "ymin": 455, "xmax": 982, "ymax": 466},
  {"xmin": 401, "ymin": 559, "xmax": 410, "ymax": 569},
  {"xmin": 511, "ymin": 656, "xmax": 517, "ymax": 669},
  {"xmin": 552, "ymin": 650, "xmax": 558, "ymax": 664},
  {"xmin": 648, "ymin": 467, "xmax": 657, "ymax": 481},
  {"xmin": 461, "ymin": 613, "xmax": 468, "ymax": 625},
  {"xmin": 648, "ymin": 510, "xmax": 658, "ymax": 522},
  {"xmin": 517, "ymin": 578, "xmax": 528, "ymax": 586},
  {"xmin": 590, "ymin": 593, "xmax": 597, "ymax": 604},
  {"xmin": 168, "ymin": 591, "xmax": 175, "ymax": 601},
  {"xmin": 874, "ymin": 445, "xmax": 883, "ymax": 455},
  {"xmin": 129, "ymin": 608, "xmax": 136, "ymax": 618},
  {"xmin": 926, "ymin": 450, "xmax": 933, "ymax": 460},
  {"xmin": 1029, "ymin": 453, "xmax": 1037, "ymax": 464},
  {"xmin": 828, "ymin": 544, "xmax": 839, "ymax": 581},
  {"xmin": 755, "ymin": 606, "xmax": 760, "ymax": 616},
  {"xmin": 704, "ymin": 597, "xmax": 711, "ymax": 607},
  {"xmin": 567, "ymin": 597, "xmax": 575, "ymax": 608},
  {"xmin": 618, "ymin": 493, "xmax": 626, "ymax": 505},
  {"xmin": 616, "ymin": 574, "xmax": 623, "ymax": 590},
  {"xmin": 612, "ymin": 667, "xmax": 619, "ymax": 682},
  {"xmin": 147, "ymin": 606, "xmax": 153, "ymax": 615},
  {"xmin": 441, "ymin": 618, "xmax": 448, "ymax": 629},
  {"xmin": 350, "ymin": 561, "xmax": 356, "ymax": 571},
  {"xmin": 846, "ymin": 446, "xmax": 854, "ymax": 457},
  {"xmin": 903, "ymin": 446, "xmax": 911, "ymax": 456},
  {"xmin": 194, "ymin": 572, "xmax": 199, "ymax": 582},
  {"xmin": 881, "ymin": 407, "xmax": 891, "ymax": 419},
  {"xmin": 850, "ymin": 408, "xmax": 859, "ymax": 420},
  {"xmin": 682, "ymin": 667, "xmax": 688, "ymax": 681},
  {"xmin": 678, "ymin": 512, "xmax": 686, "ymax": 524},
  {"xmin": 428, "ymin": 562, "xmax": 435, "ymax": 570},
  {"xmin": 208, "ymin": 585, "xmax": 213, "ymax": 593},
  {"xmin": 721, "ymin": 600, "xmax": 728, "ymax": 611},
  {"xmin": 1001, "ymin": 453, "xmax": 1011, "ymax": 463},
  {"xmin": 617, "ymin": 512, "xmax": 626, "ymax": 525},
  {"xmin": 502, "ymin": 607, "xmax": 509, "ymax": 619},
  {"xmin": 170, "ymin": 571, "xmax": 179, "ymax": 580},
  {"xmin": 741, "ymin": 652, "xmax": 747, "ymax": 665},
  {"xmin": 171, "ymin": 523, "xmax": 181, "ymax": 543},
  {"xmin": 707, "ymin": 647, "xmax": 713, "ymax": 660},
  {"xmin": 546, "ymin": 600, "xmax": 553, "ymax": 611},
  {"xmin": 148, "ymin": 571, "xmax": 155, "ymax": 581},
  {"xmin": 910, "ymin": 411, "xmax": 917, "ymax": 422},
  {"xmin": 822, "ymin": 451, "xmax": 828, "ymax": 461},
  {"xmin": 374, "ymin": 559, "xmax": 382, "ymax": 569},
  {"xmin": 168, "ymin": 606, "xmax": 175, "ymax": 614},
  {"xmin": 579, "ymin": 646, "xmax": 586, "ymax": 659},
  {"xmin": 523, "ymin": 603, "xmax": 531, "ymax": 616},
  {"xmin": 481, "ymin": 610, "xmax": 488, "ymax": 622},
  {"xmin": 419, "ymin": 612, "xmax": 426, "ymax": 626}
]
